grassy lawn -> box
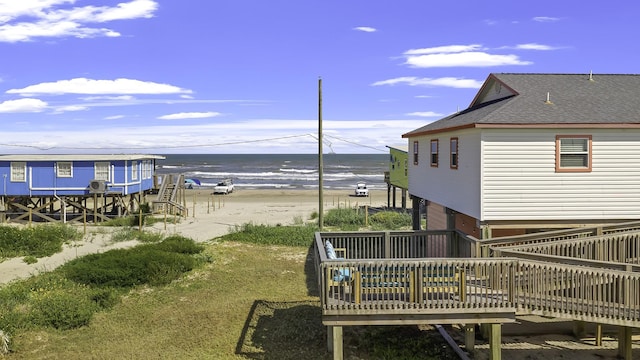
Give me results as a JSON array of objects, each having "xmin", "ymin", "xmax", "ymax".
[
  {"xmin": 5, "ymin": 239, "xmax": 456, "ymax": 359},
  {"xmin": 1, "ymin": 215, "xmax": 456, "ymax": 359}
]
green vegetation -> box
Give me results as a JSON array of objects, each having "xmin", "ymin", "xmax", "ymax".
[
  {"xmin": 22, "ymin": 256, "xmax": 37, "ymax": 264},
  {"xmin": 0, "ymin": 212, "xmax": 453, "ymax": 359},
  {"xmin": 110, "ymin": 228, "xmax": 164, "ymax": 243},
  {"xmin": 0, "ymin": 236, "xmax": 205, "ymax": 340},
  {"xmin": 323, "ymin": 207, "xmax": 412, "ymax": 231},
  {"xmin": 0, "ymin": 240, "xmax": 455, "ymax": 359},
  {"xmin": 100, "ymin": 204, "xmax": 162, "ymax": 228},
  {"xmin": 221, "ymin": 222, "xmax": 318, "ymax": 247},
  {"xmin": 62, "ymin": 236, "xmax": 204, "ymax": 288},
  {"xmin": 0, "ymin": 224, "xmax": 81, "ymax": 259}
]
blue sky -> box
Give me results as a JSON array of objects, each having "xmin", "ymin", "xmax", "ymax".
[{"xmin": 0, "ymin": 0, "xmax": 638, "ymax": 154}]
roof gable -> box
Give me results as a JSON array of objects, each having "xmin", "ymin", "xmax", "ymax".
[{"xmin": 403, "ymin": 73, "xmax": 640, "ymax": 138}]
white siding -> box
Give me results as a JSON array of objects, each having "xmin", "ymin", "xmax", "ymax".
[
  {"xmin": 482, "ymin": 129, "xmax": 640, "ymax": 220},
  {"xmin": 408, "ymin": 130, "xmax": 482, "ymax": 219}
]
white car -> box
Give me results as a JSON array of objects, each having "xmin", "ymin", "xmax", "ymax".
[
  {"xmin": 354, "ymin": 182, "xmax": 369, "ymax": 197},
  {"xmin": 213, "ymin": 179, "xmax": 234, "ymax": 194}
]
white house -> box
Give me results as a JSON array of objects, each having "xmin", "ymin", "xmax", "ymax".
[{"xmin": 403, "ymin": 73, "xmax": 640, "ymax": 238}]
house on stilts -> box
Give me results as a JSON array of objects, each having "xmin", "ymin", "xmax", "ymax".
[{"xmin": 0, "ymin": 154, "xmax": 185, "ymax": 223}]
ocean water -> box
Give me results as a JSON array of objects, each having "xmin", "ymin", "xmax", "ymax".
[{"xmin": 155, "ymin": 154, "xmax": 388, "ymax": 190}]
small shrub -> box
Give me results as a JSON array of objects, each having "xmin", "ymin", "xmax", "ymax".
[
  {"xmin": 150, "ymin": 236, "xmax": 203, "ymax": 254},
  {"xmin": 90, "ymin": 288, "xmax": 121, "ymax": 309},
  {"xmin": 62, "ymin": 240, "xmax": 201, "ymax": 288},
  {"xmin": 134, "ymin": 231, "xmax": 164, "ymax": 243},
  {"xmin": 370, "ymin": 211, "xmax": 412, "ymax": 230},
  {"xmin": 23, "ymin": 256, "xmax": 37, "ymax": 264},
  {"xmin": 324, "ymin": 208, "xmax": 364, "ymax": 229},
  {"xmin": 0, "ymin": 224, "xmax": 80, "ymax": 258},
  {"xmin": 111, "ymin": 229, "xmax": 163, "ymax": 243},
  {"xmin": 30, "ymin": 291, "xmax": 96, "ymax": 330}
]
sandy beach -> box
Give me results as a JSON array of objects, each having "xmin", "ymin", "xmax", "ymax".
[
  {"xmin": 0, "ymin": 188, "xmax": 393, "ymax": 285},
  {"xmin": 0, "ymin": 188, "xmax": 637, "ymax": 359}
]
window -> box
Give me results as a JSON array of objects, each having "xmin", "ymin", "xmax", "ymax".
[
  {"xmin": 430, "ymin": 139, "xmax": 439, "ymax": 167},
  {"xmin": 131, "ymin": 161, "xmax": 138, "ymax": 180},
  {"xmin": 94, "ymin": 162, "xmax": 110, "ymax": 181},
  {"xmin": 450, "ymin": 137, "xmax": 458, "ymax": 169},
  {"xmin": 144, "ymin": 160, "xmax": 153, "ymax": 179},
  {"xmin": 57, "ymin": 162, "xmax": 73, "ymax": 177},
  {"xmin": 413, "ymin": 141, "xmax": 419, "ymax": 165},
  {"xmin": 556, "ymin": 135, "xmax": 592, "ymax": 172},
  {"xmin": 10, "ymin": 162, "xmax": 26, "ymax": 182}
]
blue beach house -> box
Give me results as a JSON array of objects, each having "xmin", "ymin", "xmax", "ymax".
[{"xmin": 0, "ymin": 154, "xmax": 165, "ymax": 222}]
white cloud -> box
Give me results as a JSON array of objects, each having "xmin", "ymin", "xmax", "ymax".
[
  {"xmin": 406, "ymin": 51, "xmax": 531, "ymax": 67},
  {"xmin": 80, "ymin": 95, "xmax": 136, "ymax": 101},
  {"xmin": 515, "ymin": 43, "xmax": 557, "ymax": 51},
  {"xmin": 371, "ymin": 76, "xmax": 482, "ymax": 89},
  {"xmin": 0, "ymin": 118, "xmax": 427, "ymax": 154},
  {"xmin": 404, "ymin": 44, "xmax": 483, "ymax": 55},
  {"xmin": 353, "ymin": 26, "xmax": 376, "ymax": 33},
  {"xmin": 53, "ymin": 104, "xmax": 88, "ymax": 112},
  {"xmin": 414, "ymin": 95, "xmax": 434, "ymax": 98},
  {"xmin": 402, "ymin": 44, "xmax": 532, "ymax": 68},
  {"xmin": 533, "ymin": 16, "xmax": 560, "ymax": 22},
  {"xmin": 7, "ymin": 78, "xmax": 192, "ymax": 96},
  {"xmin": 105, "ymin": 115, "xmax": 125, "ymax": 120},
  {"xmin": 405, "ymin": 111, "xmax": 443, "ymax": 117},
  {"xmin": 0, "ymin": 98, "xmax": 48, "ymax": 112},
  {"xmin": 0, "ymin": 0, "xmax": 158, "ymax": 42},
  {"xmin": 158, "ymin": 112, "xmax": 222, "ymax": 120}
]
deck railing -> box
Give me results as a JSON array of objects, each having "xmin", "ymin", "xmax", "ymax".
[
  {"xmin": 511, "ymin": 259, "xmax": 640, "ymax": 326},
  {"xmin": 472, "ymin": 220, "xmax": 640, "ymax": 258},
  {"xmin": 497, "ymin": 232, "xmax": 640, "ymax": 265},
  {"xmin": 315, "ymin": 230, "xmax": 640, "ymax": 327}
]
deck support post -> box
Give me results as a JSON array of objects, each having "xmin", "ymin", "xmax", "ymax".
[
  {"xmin": 464, "ymin": 324, "xmax": 475, "ymax": 351},
  {"xmin": 489, "ymin": 323, "xmax": 501, "ymax": 360},
  {"xmin": 572, "ymin": 320, "xmax": 586, "ymax": 338},
  {"xmin": 618, "ymin": 326, "xmax": 632, "ymax": 360},
  {"xmin": 328, "ymin": 325, "xmax": 343, "ymax": 360},
  {"xmin": 595, "ymin": 323, "xmax": 602, "ymax": 346},
  {"xmin": 411, "ymin": 195, "xmax": 421, "ymax": 230}
]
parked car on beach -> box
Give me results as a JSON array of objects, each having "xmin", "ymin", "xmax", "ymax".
[
  {"xmin": 213, "ymin": 179, "xmax": 234, "ymax": 194},
  {"xmin": 354, "ymin": 182, "xmax": 369, "ymax": 197}
]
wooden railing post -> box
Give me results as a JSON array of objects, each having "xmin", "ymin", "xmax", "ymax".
[{"xmin": 384, "ymin": 231, "xmax": 391, "ymax": 258}]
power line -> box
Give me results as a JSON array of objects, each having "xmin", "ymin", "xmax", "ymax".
[{"xmin": 0, "ymin": 133, "xmax": 391, "ymax": 153}]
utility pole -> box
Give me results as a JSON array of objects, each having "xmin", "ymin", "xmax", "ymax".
[{"xmin": 318, "ymin": 77, "xmax": 324, "ymax": 230}]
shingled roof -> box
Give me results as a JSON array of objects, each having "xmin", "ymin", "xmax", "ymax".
[{"xmin": 403, "ymin": 73, "xmax": 640, "ymax": 137}]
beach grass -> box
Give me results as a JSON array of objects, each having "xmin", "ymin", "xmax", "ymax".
[
  {"xmin": 0, "ymin": 224, "xmax": 81, "ymax": 260},
  {"xmin": 1, "ymin": 238, "xmax": 455, "ymax": 359}
]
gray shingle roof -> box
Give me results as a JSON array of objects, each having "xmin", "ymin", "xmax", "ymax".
[{"xmin": 403, "ymin": 73, "xmax": 640, "ymax": 137}]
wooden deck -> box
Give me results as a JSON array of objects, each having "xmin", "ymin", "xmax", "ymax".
[{"xmin": 314, "ymin": 225, "xmax": 640, "ymax": 359}]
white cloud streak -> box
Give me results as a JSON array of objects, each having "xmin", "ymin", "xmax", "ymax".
[
  {"xmin": 0, "ymin": 119, "xmax": 426, "ymax": 154},
  {"xmin": 371, "ymin": 76, "xmax": 482, "ymax": 89},
  {"xmin": 353, "ymin": 26, "xmax": 376, "ymax": 32},
  {"xmin": 0, "ymin": 0, "xmax": 158, "ymax": 42},
  {"xmin": 515, "ymin": 43, "xmax": 557, "ymax": 50},
  {"xmin": 406, "ymin": 52, "xmax": 531, "ymax": 67},
  {"xmin": 402, "ymin": 44, "xmax": 532, "ymax": 68},
  {"xmin": 533, "ymin": 16, "xmax": 560, "ymax": 22},
  {"xmin": 158, "ymin": 112, "xmax": 222, "ymax": 120},
  {"xmin": 404, "ymin": 44, "xmax": 484, "ymax": 55},
  {"xmin": 405, "ymin": 111, "xmax": 443, "ymax": 117},
  {"xmin": 7, "ymin": 78, "xmax": 192, "ymax": 96}
]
